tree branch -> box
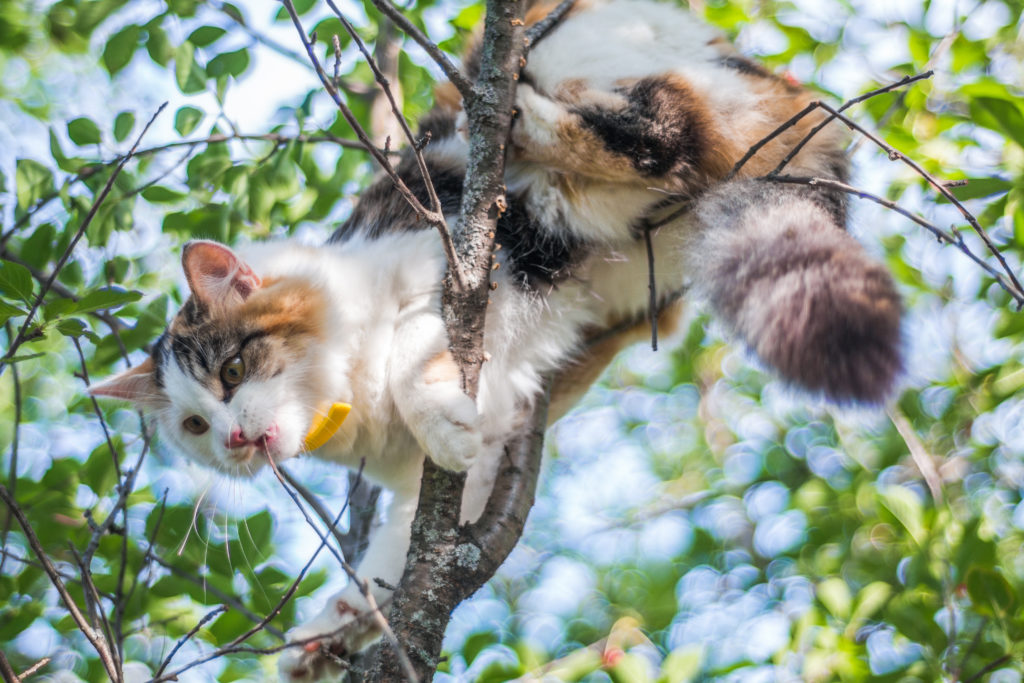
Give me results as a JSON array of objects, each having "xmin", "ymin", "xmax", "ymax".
[
  {"xmin": 366, "ymin": 0, "xmax": 475, "ymax": 101},
  {"xmin": 0, "ymin": 485, "xmax": 121, "ymax": 682},
  {"xmin": 370, "ymin": 0, "xmax": 529, "ymax": 678}
]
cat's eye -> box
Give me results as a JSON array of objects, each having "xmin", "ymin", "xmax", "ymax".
[
  {"xmin": 221, "ymin": 356, "xmax": 245, "ymax": 386},
  {"xmin": 182, "ymin": 415, "xmax": 209, "ymax": 435}
]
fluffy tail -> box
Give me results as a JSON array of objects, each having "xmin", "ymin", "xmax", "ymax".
[{"xmin": 688, "ymin": 179, "xmax": 902, "ymax": 403}]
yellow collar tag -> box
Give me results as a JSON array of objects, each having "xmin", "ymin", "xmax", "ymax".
[{"xmin": 302, "ymin": 402, "xmax": 352, "ymax": 451}]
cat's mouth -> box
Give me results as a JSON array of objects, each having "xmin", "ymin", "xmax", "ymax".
[{"xmin": 226, "ymin": 435, "xmax": 275, "ymax": 466}]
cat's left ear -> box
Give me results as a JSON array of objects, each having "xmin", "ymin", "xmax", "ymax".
[
  {"xmin": 88, "ymin": 358, "xmax": 161, "ymax": 406},
  {"xmin": 182, "ymin": 240, "xmax": 262, "ymax": 310}
]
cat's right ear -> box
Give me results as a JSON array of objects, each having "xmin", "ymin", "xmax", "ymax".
[
  {"xmin": 88, "ymin": 358, "xmax": 161, "ymax": 406},
  {"xmin": 182, "ymin": 240, "xmax": 262, "ymax": 311}
]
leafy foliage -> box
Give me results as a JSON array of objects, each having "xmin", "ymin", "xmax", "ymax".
[{"xmin": 0, "ymin": 0, "xmax": 1023, "ymax": 681}]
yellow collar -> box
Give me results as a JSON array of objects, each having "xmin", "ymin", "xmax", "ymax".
[{"xmin": 302, "ymin": 402, "xmax": 352, "ymax": 451}]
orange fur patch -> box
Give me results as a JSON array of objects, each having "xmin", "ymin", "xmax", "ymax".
[
  {"xmin": 549, "ymin": 301, "xmax": 684, "ymax": 422},
  {"xmin": 422, "ymin": 350, "xmax": 461, "ymax": 385}
]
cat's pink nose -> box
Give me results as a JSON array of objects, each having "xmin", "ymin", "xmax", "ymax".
[{"xmin": 227, "ymin": 427, "xmax": 250, "ymax": 449}]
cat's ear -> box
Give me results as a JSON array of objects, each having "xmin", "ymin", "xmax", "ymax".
[
  {"xmin": 182, "ymin": 240, "xmax": 262, "ymax": 310},
  {"xmin": 88, "ymin": 358, "xmax": 160, "ymax": 405}
]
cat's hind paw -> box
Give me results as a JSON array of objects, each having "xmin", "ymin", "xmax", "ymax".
[{"xmin": 278, "ymin": 595, "xmax": 381, "ymax": 682}]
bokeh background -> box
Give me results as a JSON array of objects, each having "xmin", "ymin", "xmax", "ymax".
[{"xmin": 1, "ymin": 0, "xmax": 1023, "ymax": 680}]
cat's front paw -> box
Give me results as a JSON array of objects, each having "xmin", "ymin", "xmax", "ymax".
[
  {"xmin": 278, "ymin": 593, "xmax": 381, "ymax": 682},
  {"xmin": 420, "ymin": 390, "xmax": 482, "ymax": 472}
]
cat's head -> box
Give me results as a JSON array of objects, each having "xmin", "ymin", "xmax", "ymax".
[{"xmin": 91, "ymin": 240, "xmax": 331, "ymax": 477}]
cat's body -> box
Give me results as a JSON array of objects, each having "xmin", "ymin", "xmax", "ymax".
[{"xmin": 92, "ymin": 0, "xmax": 902, "ymax": 679}]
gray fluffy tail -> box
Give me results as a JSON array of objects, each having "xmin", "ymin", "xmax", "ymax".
[{"xmin": 688, "ymin": 179, "xmax": 902, "ymax": 403}]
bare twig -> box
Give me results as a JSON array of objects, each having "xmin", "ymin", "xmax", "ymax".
[
  {"xmin": 16, "ymin": 657, "xmax": 50, "ymax": 681},
  {"xmin": 325, "ymin": 0, "xmax": 462, "ymax": 283},
  {"xmin": 0, "ymin": 485, "xmax": 120, "ymax": 681},
  {"xmin": 148, "ymin": 555, "xmax": 284, "ymax": 639},
  {"xmin": 263, "ymin": 454, "xmax": 418, "ymax": 682},
  {"xmin": 366, "ymin": 0, "xmax": 474, "ymax": 101},
  {"xmin": 525, "ymin": 0, "xmax": 577, "ymax": 46},
  {"xmin": 727, "ymin": 70, "xmax": 934, "ymax": 182},
  {"xmin": 888, "ymin": 406, "xmax": 944, "ymax": 504},
  {"xmin": 0, "ymin": 103, "xmax": 166, "ymax": 377},
  {"xmin": 0, "ymin": 651, "xmax": 17, "ymax": 683},
  {"xmin": 152, "ymin": 605, "xmax": 228, "ymax": 678},
  {"xmin": 280, "ymin": 0, "xmax": 464, "ymax": 288},
  {"xmin": 0, "ymin": 325, "xmax": 21, "ymax": 575},
  {"xmin": 766, "ymin": 71, "xmax": 934, "ymax": 177},
  {"xmin": 804, "ymin": 99, "xmax": 1024, "ymax": 305},
  {"xmin": 767, "ymin": 175, "xmax": 1024, "ymax": 308}
]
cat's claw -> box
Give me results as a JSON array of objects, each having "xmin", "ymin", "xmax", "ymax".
[{"xmin": 278, "ymin": 594, "xmax": 381, "ymax": 682}]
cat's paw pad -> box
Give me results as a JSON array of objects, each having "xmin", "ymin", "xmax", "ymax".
[
  {"xmin": 278, "ymin": 596, "xmax": 380, "ymax": 682},
  {"xmin": 422, "ymin": 392, "xmax": 482, "ymax": 472}
]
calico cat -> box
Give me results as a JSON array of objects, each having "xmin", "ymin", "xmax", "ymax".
[{"xmin": 91, "ymin": 0, "xmax": 902, "ymax": 679}]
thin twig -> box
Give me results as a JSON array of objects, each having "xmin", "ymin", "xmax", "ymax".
[
  {"xmin": 525, "ymin": 0, "xmax": 577, "ymax": 46},
  {"xmin": 0, "ymin": 485, "xmax": 120, "ymax": 681},
  {"xmin": 0, "ymin": 103, "xmax": 166, "ymax": 377},
  {"xmin": 888, "ymin": 406, "xmax": 944, "ymax": 504},
  {"xmin": 643, "ymin": 225, "xmax": 658, "ymax": 351},
  {"xmin": 767, "ymin": 175, "xmax": 1024, "ymax": 308},
  {"xmin": 366, "ymin": 0, "xmax": 474, "ymax": 101},
  {"xmin": 767, "ymin": 71, "xmax": 934, "ymax": 177},
  {"xmin": 262, "ymin": 454, "xmax": 419, "ymax": 682},
  {"xmin": 149, "ymin": 556, "xmax": 285, "ymax": 639},
  {"xmin": 0, "ymin": 325, "xmax": 21, "ymax": 575},
  {"xmin": 805, "ymin": 99, "xmax": 1024, "ymax": 305},
  {"xmin": 0, "ymin": 651, "xmax": 17, "ymax": 683},
  {"xmin": 281, "ymin": 0, "xmax": 464, "ymax": 289},
  {"xmin": 16, "ymin": 657, "xmax": 50, "ymax": 681},
  {"xmin": 325, "ymin": 0, "xmax": 460, "ymax": 281},
  {"xmin": 226, "ymin": 462, "xmax": 365, "ymax": 648},
  {"xmin": 152, "ymin": 605, "xmax": 228, "ymax": 678},
  {"xmin": 727, "ymin": 71, "xmax": 934, "ymax": 182},
  {"xmin": 964, "ymin": 654, "xmax": 1013, "ymax": 683}
]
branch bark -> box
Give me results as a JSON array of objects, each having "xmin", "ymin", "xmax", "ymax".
[{"xmin": 369, "ymin": 0, "xmax": 530, "ymax": 679}]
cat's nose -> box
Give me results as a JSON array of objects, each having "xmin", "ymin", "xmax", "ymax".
[
  {"xmin": 226, "ymin": 427, "xmax": 250, "ymax": 449},
  {"xmin": 226, "ymin": 424, "xmax": 278, "ymax": 450}
]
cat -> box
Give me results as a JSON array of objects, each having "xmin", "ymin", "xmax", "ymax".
[{"xmin": 90, "ymin": 0, "xmax": 902, "ymax": 679}]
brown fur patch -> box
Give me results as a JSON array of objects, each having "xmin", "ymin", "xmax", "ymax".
[
  {"xmin": 548, "ymin": 301, "xmax": 684, "ymax": 422},
  {"xmin": 422, "ymin": 350, "xmax": 461, "ymax": 385},
  {"xmin": 433, "ymin": 81, "xmax": 462, "ymax": 113}
]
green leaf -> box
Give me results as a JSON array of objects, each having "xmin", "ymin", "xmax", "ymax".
[
  {"xmin": 174, "ymin": 106, "xmax": 203, "ymax": 136},
  {"xmin": 113, "ymin": 111, "xmax": 135, "ymax": 142},
  {"xmin": 207, "ymin": 48, "xmax": 249, "ymax": 78},
  {"xmin": 187, "ymin": 25, "xmax": 225, "ymax": 47},
  {"xmin": 817, "ymin": 577, "xmax": 852, "ymax": 620},
  {"xmin": 879, "ymin": 485, "xmax": 925, "ymax": 546},
  {"xmin": 67, "ymin": 117, "xmax": 102, "ymax": 146},
  {"xmin": 940, "ymin": 177, "xmax": 1014, "ymax": 202},
  {"xmin": 974, "ymin": 97, "xmax": 1024, "ymax": 148},
  {"xmin": 174, "ymin": 42, "xmax": 207, "ymax": 94},
  {"xmin": 462, "ymin": 632, "xmax": 498, "ymax": 666},
  {"xmin": 15, "ymin": 158, "xmax": 54, "ymax": 212},
  {"xmin": 146, "ymin": 23, "xmax": 173, "ymax": 65},
  {"xmin": 73, "ymin": 287, "xmax": 142, "ymax": 314},
  {"xmin": 83, "ymin": 441, "xmax": 119, "ymax": 494},
  {"xmin": 966, "ymin": 567, "xmax": 1015, "ymax": 617},
  {"xmin": 0, "ymin": 261, "xmax": 35, "ymax": 303},
  {"xmin": 141, "ymin": 186, "xmax": 187, "ymax": 203},
  {"xmin": 0, "ymin": 300, "xmax": 26, "ymax": 326},
  {"xmin": 102, "ymin": 24, "xmax": 140, "ymax": 75}
]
